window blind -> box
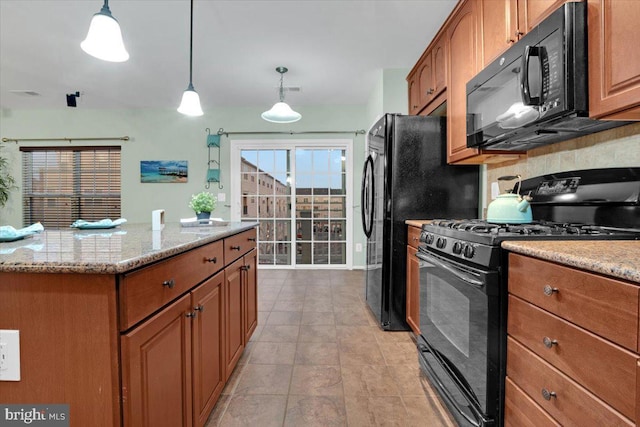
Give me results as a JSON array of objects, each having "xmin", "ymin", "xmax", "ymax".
[{"xmin": 21, "ymin": 146, "xmax": 121, "ymax": 228}]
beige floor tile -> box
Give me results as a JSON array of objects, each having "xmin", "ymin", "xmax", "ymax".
[
  {"xmin": 402, "ymin": 395, "xmax": 457, "ymax": 427},
  {"xmin": 334, "ymin": 308, "xmax": 372, "ymax": 326},
  {"xmin": 301, "ymin": 310, "xmax": 335, "ymax": 325},
  {"xmin": 338, "ymin": 341, "xmax": 385, "ymax": 366},
  {"xmin": 266, "ymin": 311, "xmax": 302, "ymax": 325},
  {"xmin": 272, "ymin": 298, "xmax": 305, "ymax": 312},
  {"xmin": 233, "ymin": 364, "xmax": 292, "ymax": 395},
  {"xmin": 387, "ymin": 364, "xmax": 425, "ymax": 396},
  {"xmin": 335, "ymin": 325, "xmax": 378, "ymax": 344},
  {"xmin": 249, "ymin": 341, "xmax": 297, "ymax": 365},
  {"xmin": 295, "ymin": 342, "xmax": 340, "ymax": 365},
  {"xmin": 379, "ymin": 341, "xmax": 420, "ymax": 365},
  {"xmin": 298, "ymin": 325, "xmax": 337, "ymax": 343},
  {"xmin": 284, "ymin": 395, "xmax": 347, "ymax": 427},
  {"xmin": 341, "ymin": 365, "xmax": 401, "ymax": 396},
  {"xmin": 218, "ymin": 394, "xmax": 288, "ymax": 426},
  {"xmin": 257, "ymin": 299, "xmax": 275, "ymax": 311},
  {"xmin": 345, "ymin": 395, "xmax": 408, "ymax": 426},
  {"xmin": 204, "ymin": 393, "xmax": 231, "ymax": 427},
  {"xmin": 303, "ymin": 297, "xmax": 335, "ymax": 312},
  {"xmin": 257, "ymin": 325, "xmax": 300, "ymax": 343},
  {"xmin": 289, "ymin": 365, "xmax": 344, "ymax": 396}
]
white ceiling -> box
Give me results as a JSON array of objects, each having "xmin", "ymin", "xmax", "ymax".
[{"xmin": 0, "ymin": 0, "xmax": 456, "ymax": 110}]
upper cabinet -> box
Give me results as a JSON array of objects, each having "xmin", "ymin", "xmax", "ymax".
[
  {"xmin": 587, "ymin": 0, "xmax": 640, "ymax": 120},
  {"xmin": 407, "ymin": 35, "xmax": 448, "ymax": 115}
]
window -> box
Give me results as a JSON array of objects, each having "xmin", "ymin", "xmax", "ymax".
[{"xmin": 21, "ymin": 146, "xmax": 121, "ymax": 228}]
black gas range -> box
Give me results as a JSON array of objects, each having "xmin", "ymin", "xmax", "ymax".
[{"xmin": 415, "ymin": 168, "xmax": 640, "ymax": 427}]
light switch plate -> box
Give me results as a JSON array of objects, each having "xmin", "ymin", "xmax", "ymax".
[
  {"xmin": 217, "ymin": 193, "xmax": 226, "ymax": 202},
  {"xmin": 0, "ymin": 330, "xmax": 20, "ymax": 381}
]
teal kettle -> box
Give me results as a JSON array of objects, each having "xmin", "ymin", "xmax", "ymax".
[{"xmin": 486, "ymin": 175, "xmax": 533, "ymax": 224}]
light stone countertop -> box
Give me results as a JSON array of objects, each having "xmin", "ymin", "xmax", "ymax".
[
  {"xmin": 502, "ymin": 240, "xmax": 640, "ymax": 283},
  {"xmin": 406, "ymin": 220, "xmax": 432, "ymax": 228},
  {"xmin": 0, "ymin": 222, "xmax": 258, "ymax": 274}
]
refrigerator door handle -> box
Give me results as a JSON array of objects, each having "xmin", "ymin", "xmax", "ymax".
[{"xmin": 361, "ymin": 155, "xmax": 375, "ymax": 238}]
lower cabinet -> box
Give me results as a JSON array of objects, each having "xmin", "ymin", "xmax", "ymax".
[{"xmin": 243, "ymin": 249, "xmax": 258, "ymax": 344}]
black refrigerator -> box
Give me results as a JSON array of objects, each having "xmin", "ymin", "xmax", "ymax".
[{"xmin": 361, "ymin": 114, "xmax": 479, "ymax": 330}]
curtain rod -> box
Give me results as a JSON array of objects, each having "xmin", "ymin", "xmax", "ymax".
[
  {"xmin": 216, "ymin": 128, "xmax": 366, "ymax": 137},
  {"xmin": 1, "ymin": 136, "xmax": 130, "ymax": 144}
]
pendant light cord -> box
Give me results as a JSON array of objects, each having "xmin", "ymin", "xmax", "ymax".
[
  {"xmin": 189, "ymin": 0, "xmax": 194, "ymax": 85},
  {"xmin": 279, "ymin": 72, "xmax": 284, "ymax": 102}
]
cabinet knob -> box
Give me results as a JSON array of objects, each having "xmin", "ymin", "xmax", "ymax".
[
  {"xmin": 507, "ymin": 38, "xmax": 515, "ymax": 44},
  {"xmin": 542, "ymin": 337, "xmax": 558, "ymax": 348},
  {"xmin": 206, "ymin": 257, "xmax": 217, "ymax": 263},
  {"xmin": 230, "ymin": 245, "xmax": 241, "ymax": 251},
  {"xmin": 185, "ymin": 311, "xmax": 196, "ymax": 318},
  {"xmin": 247, "ymin": 237, "xmax": 256, "ymax": 242},
  {"xmin": 427, "ymin": 88, "xmax": 434, "ymax": 95},
  {"xmin": 515, "ymin": 30, "xmax": 524, "ymax": 37},
  {"xmin": 543, "ymin": 285, "xmax": 558, "ymax": 296},
  {"xmin": 541, "ymin": 388, "xmax": 557, "ymax": 401},
  {"xmin": 194, "ymin": 305, "xmax": 204, "ymax": 312},
  {"xmin": 162, "ymin": 279, "xmax": 175, "ymax": 289}
]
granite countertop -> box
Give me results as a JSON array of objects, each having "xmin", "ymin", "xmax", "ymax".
[
  {"xmin": 502, "ymin": 240, "xmax": 640, "ymax": 283},
  {"xmin": 0, "ymin": 222, "xmax": 258, "ymax": 274}
]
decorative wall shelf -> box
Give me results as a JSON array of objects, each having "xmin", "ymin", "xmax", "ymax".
[{"xmin": 205, "ymin": 128, "xmax": 222, "ymax": 189}]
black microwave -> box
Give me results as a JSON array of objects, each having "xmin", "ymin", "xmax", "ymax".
[{"xmin": 466, "ymin": 2, "xmax": 628, "ymax": 151}]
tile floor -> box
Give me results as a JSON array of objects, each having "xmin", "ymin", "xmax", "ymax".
[{"xmin": 205, "ymin": 269, "xmax": 456, "ymax": 427}]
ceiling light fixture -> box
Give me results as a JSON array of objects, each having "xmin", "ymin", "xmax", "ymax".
[
  {"xmin": 177, "ymin": 0, "xmax": 203, "ymax": 117},
  {"xmin": 261, "ymin": 67, "xmax": 301, "ymax": 123},
  {"xmin": 80, "ymin": 0, "xmax": 129, "ymax": 62}
]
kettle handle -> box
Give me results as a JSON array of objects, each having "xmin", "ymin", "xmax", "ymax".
[{"xmin": 498, "ymin": 175, "xmax": 523, "ymax": 196}]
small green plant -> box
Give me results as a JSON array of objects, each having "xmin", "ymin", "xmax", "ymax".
[
  {"xmin": 188, "ymin": 191, "xmax": 217, "ymax": 214},
  {"xmin": 0, "ymin": 150, "xmax": 17, "ymax": 208}
]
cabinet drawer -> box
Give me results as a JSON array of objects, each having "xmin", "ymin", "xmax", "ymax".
[
  {"xmin": 504, "ymin": 377, "xmax": 560, "ymax": 427},
  {"xmin": 508, "ymin": 253, "xmax": 639, "ymax": 351},
  {"xmin": 507, "ymin": 337, "xmax": 633, "ymax": 426},
  {"xmin": 224, "ymin": 228, "xmax": 257, "ymax": 264},
  {"xmin": 119, "ymin": 240, "xmax": 224, "ymax": 330},
  {"xmin": 508, "ymin": 295, "xmax": 638, "ymax": 419},
  {"xmin": 407, "ymin": 225, "xmax": 421, "ymax": 249}
]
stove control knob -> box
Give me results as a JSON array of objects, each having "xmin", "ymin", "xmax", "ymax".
[
  {"xmin": 436, "ymin": 237, "xmax": 446, "ymax": 249},
  {"xmin": 452, "ymin": 241, "xmax": 463, "ymax": 254},
  {"xmin": 463, "ymin": 244, "xmax": 475, "ymax": 258},
  {"xmin": 425, "ymin": 233, "xmax": 435, "ymax": 245}
]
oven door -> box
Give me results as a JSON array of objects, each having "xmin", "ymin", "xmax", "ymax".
[{"xmin": 416, "ymin": 249, "xmax": 501, "ymax": 427}]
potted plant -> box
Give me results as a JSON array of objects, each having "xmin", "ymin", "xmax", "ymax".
[
  {"xmin": 189, "ymin": 191, "xmax": 217, "ymax": 220},
  {"xmin": 0, "ymin": 149, "xmax": 17, "ymax": 208}
]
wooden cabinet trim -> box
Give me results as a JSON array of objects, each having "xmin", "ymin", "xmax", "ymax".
[
  {"xmin": 504, "ymin": 377, "xmax": 561, "ymax": 427},
  {"xmin": 407, "ymin": 225, "xmax": 422, "ymax": 249},
  {"xmin": 406, "ymin": 245, "xmax": 420, "ymax": 335}
]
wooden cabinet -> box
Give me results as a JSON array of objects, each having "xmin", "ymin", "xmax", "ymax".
[
  {"xmin": 517, "ymin": 0, "xmax": 567, "ymax": 35},
  {"xmin": 588, "ymin": 0, "xmax": 640, "ymax": 120},
  {"xmin": 405, "ymin": 225, "xmax": 422, "ymax": 334},
  {"xmin": 407, "ymin": 35, "xmax": 448, "ymax": 115},
  {"xmin": 480, "ymin": 0, "xmax": 519, "ymax": 66},
  {"xmin": 446, "ymin": 0, "xmax": 480, "ymax": 164},
  {"xmin": 506, "ymin": 253, "xmax": 639, "ymax": 426},
  {"xmin": 121, "ymin": 294, "xmax": 193, "ymax": 427}
]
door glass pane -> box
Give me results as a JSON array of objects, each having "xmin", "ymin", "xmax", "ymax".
[
  {"xmin": 330, "ymin": 242, "xmax": 346, "ymax": 264},
  {"xmin": 259, "ymin": 242, "xmax": 273, "ymax": 264},
  {"xmin": 313, "ymin": 243, "xmax": 329, "ymax": 264}
]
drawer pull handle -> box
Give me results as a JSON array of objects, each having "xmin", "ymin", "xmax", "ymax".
[
  {"xmin": 541, "ymin": 388, "xmax": 557, "ymax": 401},
  {"xmin": 542, "ymin": 337, "xmax": 558, "ymax": 348},
  {"xmin": 194, "ymin": 305, "xmax": 204, "ymax": 312},
  {"xmin": 185, "ymin": 311, "xmax": 196, "ymax": 318},
  {"xmin": 230, "ymin": 245, "xmax": 241, "ymax": 251},
  {"xmin": 206, "ymin": 257, "xmax": 217, "ymax": 263},
  {"xmin": 247, "ymin": 237, "xmax": 256, "ymax": 242},
  {"xmin": 162, "ymin": 279, "xmax": 175, "ymax": 289},
  {"xmin": 543, "ymin": 285, "xmax": 559, "ymax": 296},
  {"xmin": 241, "ymin": 265, "xmax": 251, "ymax": 271}
]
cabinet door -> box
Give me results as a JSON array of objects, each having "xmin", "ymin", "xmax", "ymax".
[
  {"xmin": 224, "ymin": 258, "xmax": 245, "ymax": 379},
  {"xmin": 588, "ymin": 0, "xmax": 640, "ymax": 119},
  {"xmin": 481, "ymin": 0, "xmax": 518, "ymax": 66},
  {"xmin": 432, "ymin": 35, "xmax": 448, "ymax": 98},
  {"xmin": 121, "ymin": 294, "xmax": 193, "ymax": 427},
  {"xmin": 243, "ymin": 249, "xmax": 258, "ymax": 344},
  {"xmin": 517, "ymin": 0, "xmax": 566, "ymax": 35},
  {"xmin": 408, "ymin": 72, "xmax": 420, "ymax": 115},
  {"xmin": 446, "ymin": 0, "xmax": 480, "ymax": 163},
  {"xmin": 418, "ymin": 51, "xmax": 434, "ymax": 107},
  {"xmin": 192, "ymin": 271, "xmax": 225, "ymax": 427},
  {"xmin": 406, "ymin": 245, "xmax": 420, "ymax": 335}
]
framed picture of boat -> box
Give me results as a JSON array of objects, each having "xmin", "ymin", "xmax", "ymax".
[{"xmin": 140, "ymin": 160, "xmax": 188, "ymax": 183}]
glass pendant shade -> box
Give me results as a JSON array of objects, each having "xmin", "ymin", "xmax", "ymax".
[
  {"xmin": 261, "ymin": 102, "xmax": 302, "ymax": 123},
  {"xmin": 177, "ymin": 83, "xmax": 204, "ymax": 116},
  {"xmin": 81, "ymin": 3, "xmax": 129, "ymax": 62}
]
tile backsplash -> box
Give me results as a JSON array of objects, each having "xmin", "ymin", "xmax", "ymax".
[{"xmin": 486, "ymin": 122, "xmax": 640, "ymax": 208}]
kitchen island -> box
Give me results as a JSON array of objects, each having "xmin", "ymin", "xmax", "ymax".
[{"xmin": 0, "ymin": 222, "xmax": 258, "ymax": 427}]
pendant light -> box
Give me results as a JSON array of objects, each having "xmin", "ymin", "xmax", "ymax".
[
  {"xmin": 81, "ymin": 0, "xmax": 129, "ymax": 62},
  {"xmin": 177, "ymin": 0, "xmax": 204, "ymax": 116},
  {"xmin": 261, "ymin": 67, "xmax": 301, "ymax": 123}
]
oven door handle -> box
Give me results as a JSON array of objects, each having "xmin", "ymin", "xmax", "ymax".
[{"xmin": 416, "ymin": 251, "xmax": 484, "ymax": 288}]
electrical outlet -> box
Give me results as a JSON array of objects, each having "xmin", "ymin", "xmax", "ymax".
[
  {"xmin": 0, "ymin": 330, "xmax": 20, "ymax": 381},
  {"xmin": 217, "ymin": 192, "xmax": 226, "ymax": 202},
  {"xmin": 355, "ymin": 243, "xmax": 363, "ymax": 252}
]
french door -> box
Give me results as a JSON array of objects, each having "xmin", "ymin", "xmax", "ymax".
[{"xmin": 231, "ymin": 140, "xmax": 353, "ymax": 268}]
